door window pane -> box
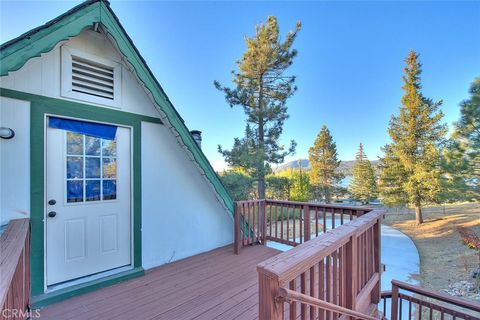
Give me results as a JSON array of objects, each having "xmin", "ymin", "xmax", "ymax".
[
  {"xmin": 66, "ymin": 132, "xmax": 83, "ymax": 155},
  {"xmin": 102, "ymin": 158, "xmax": 116, "ymax": 179},
  {"xmin": 85, "ymin": 157, "xmax": 101, "ymax": 178},
  {"xmin": 65, "ymin": 130, "xmax": 119, "ymax": 203},
  {"xmin": 67, "ymin": 180, "xmax": 83, "ymax": 202},
  {"xmin": 102, "ymin": 140, "xmax": 117, "ymax": 157},
  {"xmin": 85, "ymin": 136, "xmax": 101, "ymax": 156},
  {"xmin": 103, "ymin": 180, "xmax": 117, "ymax": 200},
  {"xmin": 86, "ymin": 180, "xmax": 101, "ymax": 201},
  {"xmin": 67, "ymin": 156, "xmax": 83, "ymax": 179}
]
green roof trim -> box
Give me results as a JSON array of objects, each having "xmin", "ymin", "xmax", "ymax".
[{"xmin": 0, "ymin": 0, "xmax": 234, "ymax": 213}]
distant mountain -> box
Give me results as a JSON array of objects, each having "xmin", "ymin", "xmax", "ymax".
[{"xmin": 273, "ymin": 158, "xmax": 379, "ymax": 176}]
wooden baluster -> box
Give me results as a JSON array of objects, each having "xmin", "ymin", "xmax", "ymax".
[
  {"xmin": 300, "ymin": 205, "xmax": 303, "ymax": 244},
  {"xmin": 323, "ymin": 207, "xmax": 327, "ymax": 233},
  {"xmin": 304, "ymin": 205, "xmax": 311, "ymax": 243},
  {"xmin": 339, "ymin": 246, "xmax": 345, "ymax": 308},
  {"xmin": 315, "ymin": 207, "xmax": 319, "ymax": 237},
  {"xmin": 418, "ymin": 300, "xmax": 423, "ymax": 320},
  {"xmin": 281, "ymin": 204, "xmax": 284, "ymax": 242},
  {"xmin": 293, "ymin": 204, "xmax": 296, "ymax": 245},
  {"xmin": 340, "ymin": 209, "xmax": 344, "ymax": 225},
  {"xmin": 408, "ymin": 298, "xmax": 412, "ymax": 320},
  {"xmin": 331, "ymin": 209, "xmax": 335, "ymax": 230},
  {"xmin": 301, "ymin": 272, "xmax": 307, "ymax": 320},
  {"xmin": 332, "ymin": 250, "xmax": 338, "ymax": 320},
  {"xmin": 399, "ymin": 296, "xmax": 403, "ymax": 320},
  {"xmin": 287, "ymin": 205, "xmax": 290, "ymax": 244},
  {"xmin": 349, "ymin": 209, "xmax": 353, "ymax": 221},
  {"xmin": 319, "ymin": 259, "xmax": 325, "ymax": 320},
  {"xmin": 290, "ymin": 279, "xmax": 297, "ymax": 320},
  {"xmin": 326, "ymin": 255, "xmax": 331, "ymax": 320},
  {"xmin": 310, "ymin": 265, "xmax": 318, "ymax": 320},
  {"xmin": 275, "ymin": 205, "xmax": 278, "ymax": 240},
  {"xmin": 269, "ymin": 203, "xmax": 272, "ymax": 239}
]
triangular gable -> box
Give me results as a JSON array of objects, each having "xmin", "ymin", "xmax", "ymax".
[{"xmin": 0, "ymin": 0, "xmax": 234, "ymax": 213}]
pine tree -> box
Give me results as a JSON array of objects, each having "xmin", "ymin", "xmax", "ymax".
[
  {"xmin": 349, "ymin": 143, "xmax": 378, "ymax": 204},
  {"xmin": 308, "ymin": 126, "xmax": 344, "ymax": 203},
  {"xmin": 441, "ymin": 78, "xmax": 480, "ymax": 200},
  {"xmin": 215, "ymin": 16, "xmax": 301, "ymax": 199},
  {"xmin": 379, "ymin": 50, "xmax": 447, "ymax": 224}
]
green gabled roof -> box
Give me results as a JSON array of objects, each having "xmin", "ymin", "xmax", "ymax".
[{"xmin": 0, "ymin": 0, "xmax": 234, "ymax": 213}]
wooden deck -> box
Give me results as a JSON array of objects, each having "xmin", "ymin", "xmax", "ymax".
[{"xmin": 38, "ymin": 245, "xmax": 280, "ymax": 320}]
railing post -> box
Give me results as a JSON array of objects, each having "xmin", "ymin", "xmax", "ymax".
[
  {"xmin": 345, "ymin": 232, "xmax": 358, "ymax": 313},
  {"xmin": 303, "ymin": 205, "xmax": 311, "ymax": 242},
  {"xmin": 258, "ymin": 267, "xmax": 283, "ymax": 320},
  {"xmin": 234, "ymin": 202, "xmax": 241, "ymax": 254},
  {"xmin": 391, "ymin": 282, "xmax": 399, "ymax": 320},
  {"xmin": 371, "ymin": 219, "xmax": 381, "ymax": 304},
  {"xmin": 261, "ymin": 200, "xmax": 267, "ymax": 244}
]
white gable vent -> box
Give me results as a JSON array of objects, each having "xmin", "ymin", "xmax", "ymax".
[
  {"xmin": 62, "ymin": 46, "xmax": 121, "ymax": 107},
  {"xmin": 71, "ymin": 56, "xmax": 114, "ymax": 100}
]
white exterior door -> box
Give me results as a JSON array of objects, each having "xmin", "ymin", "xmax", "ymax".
[{"xmin": 46, "ymin": 119, "xmax": 131, "ymax": 286}]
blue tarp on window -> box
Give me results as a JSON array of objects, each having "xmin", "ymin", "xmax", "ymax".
[{"xmin": 48, "ymin": 117, "xmax": 117, "ymax": 140}]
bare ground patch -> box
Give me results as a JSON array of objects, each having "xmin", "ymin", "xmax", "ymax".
[{"xmin": 383, "ymin": 203, "xmax": 480, "ymax": 301}]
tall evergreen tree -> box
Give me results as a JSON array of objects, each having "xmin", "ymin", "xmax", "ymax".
[
  {"xmin": 308, "ymin": 126, "xmax": 344, "ymax": 203},
  {"xmin": 379, "ymin": 50, "xmax": 447, "ymax": 224},
  {"xmin": 441, "ymin": 78, "xmax": 480, "ymax": 200},
  {"xmin": 350, "ymin": 143, "xmax": 378, "ymax": 204},
  {"xmin": 215, "ymin": 16, "xmax": 301, "ymax": 199}
]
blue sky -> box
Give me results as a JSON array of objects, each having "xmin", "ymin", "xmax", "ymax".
[{"xmin": 1, "ymin": 1, "xmax": 479, "ymax": 170}]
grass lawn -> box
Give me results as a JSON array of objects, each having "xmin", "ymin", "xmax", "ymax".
[{"xmin": 383, "ymin": 203, "xmax": 480, "ymax": 300}]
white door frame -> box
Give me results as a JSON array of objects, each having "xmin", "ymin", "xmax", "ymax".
[{"xmin": 43, "ymin": 114, "xmax": 135, "ymax": 290}]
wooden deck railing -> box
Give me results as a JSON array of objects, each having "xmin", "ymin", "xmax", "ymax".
[
  {"xmin": 381, "ymin": 280, "xmax": 480, "ymax": 320},
  {"xmin": 234, "ymin": 199, "xmax": 373, "ymax": 253},
  {"xmin": 256, "ymin": 209, "xmax": 384, "ymax": 320},
  {"xmin": 0, "ymin": 219, "xmax": 30, "ymax": 320}
]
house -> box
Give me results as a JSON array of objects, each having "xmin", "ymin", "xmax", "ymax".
[
  {"xmin": 0, "ymin": 0, "xmax": 233, "ymax": 308},
  {"xmin": 1, "ymin": 1, "xmax": 479, "ymax": 319}
]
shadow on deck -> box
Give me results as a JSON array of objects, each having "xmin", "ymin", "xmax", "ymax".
[{"xmin": 38, "ymin": 245, "xmax": 280, "ymax": 320}]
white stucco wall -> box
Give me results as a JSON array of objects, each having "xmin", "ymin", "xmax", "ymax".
[
  {"xmin": 0, "ymin": 97, "xmax": 30, "ymax": 226},
  {"xmin": 141, "ymin": 122, "xmax": 233, "ymax": 269}
]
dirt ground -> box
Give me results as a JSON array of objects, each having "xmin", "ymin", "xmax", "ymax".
[{"xmin": 382, "ymin": 203, "xmax": 480, "ymax": 298}]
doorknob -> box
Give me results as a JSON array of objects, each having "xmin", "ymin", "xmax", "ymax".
[
  {"xmin": 48, "ymin": 199, "xmax": 56, "ymax": 205},
  {"xmin": 48, "ymin": 211, "xmax": 57, "ymax": 218}
]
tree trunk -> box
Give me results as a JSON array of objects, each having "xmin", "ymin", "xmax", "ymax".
[
  {"xmin": 415, "ymin": 205, "xmax": 423, "ymax": 225},
  {"xmin": 258, "ymin": 114, "xmax": 265, "ymax": 199},
  {"xmin": 258, "ymin": 178, "xmax": 266, "ymax": 200},
  {"xmin": 258, "ymin": 80, "xmax": 265, "ymax": 200}
]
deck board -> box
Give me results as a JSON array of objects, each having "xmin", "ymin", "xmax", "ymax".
[{"xmin": 38, "ymin": 245, "xmax": 280, "ymax": 320}]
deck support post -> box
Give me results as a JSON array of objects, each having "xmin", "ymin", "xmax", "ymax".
[
  {"xmin": 391, "ymin": 282, "xmax": 399, "ymax": 320},
  {"xmin": 258, "ymin": 268, "xmax": 283, "ymax": 320},
  {"xmin": 303, "ymin": 205, "xmax": 310, "ymax": 242},
  {"xmin": 234, "ymin": 203, "xmax": 241, "ymax": 254},
  {"xmin": 371, "ymin": 220, "xmax": 381, "ymax": 304}
]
